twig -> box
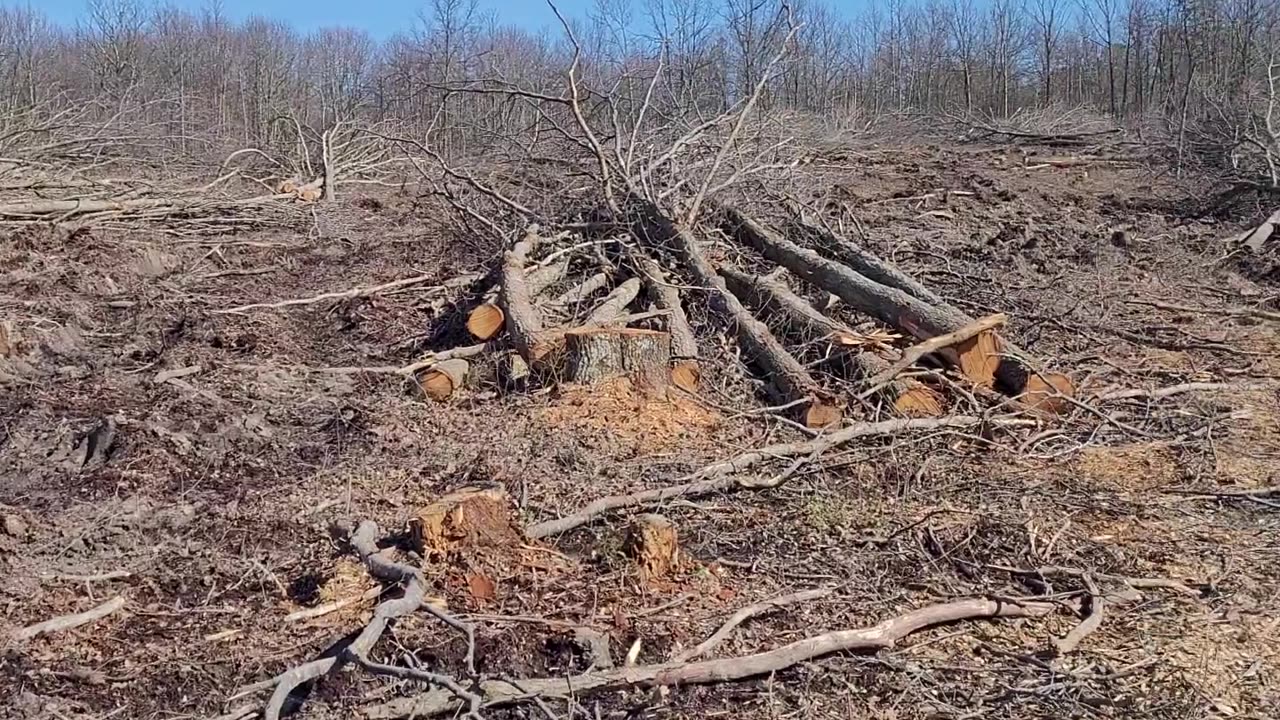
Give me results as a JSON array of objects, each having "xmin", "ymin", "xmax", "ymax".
[
  {"xmin": 284, "ymin": 586, "xmax": 382, "ymax": 622},
  {"xmin": 1054, "ymin": 574, "xmax": 1103, "ymax": 655},
  {"xmin": 674, "ymin": 587, "xmax": 836, "ymax": 662},
  {"xmin": 1097, "ymin": 381, "xmax": 1275, "ymax": 401},
  {"xmin": 365, "ymin": 597, "xmax": 1056, "ymax": 719},
  {"xmin": 12, "ymin": 596, "xmax": 126, "ymax": 641},
  {"xmin": 215, "ymin": 272, "xmax": 481, "ymax": 315},
  {"xmin": 527, "ymin": 416, "xmax": 1035, "ymax": 538}
]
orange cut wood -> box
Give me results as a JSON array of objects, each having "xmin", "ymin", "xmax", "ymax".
[
  {"xmin": 804, "ymin": 401, "xmax": 843, "ymax": 429},
  {"xmin": 955, "ymin": 329, "xmax": 1004, "ymax": 388},
  {"xmin": 671, "ymin": 361, "xmax": 700, "ymax": 393},
  {"xmin": 419, "ymin": 358, "xmax": 469, "ymax": 402},
  {"xmin": 894, "ymin": 385, "xmax": 945, "ymax": 417},
  {"xmin": 466, "ymin": 302, "xmax": 505, "ymax": 341},
  {"xmin": 1022, "ymin": 372, "xmax": 1075, "ymax": 415}
]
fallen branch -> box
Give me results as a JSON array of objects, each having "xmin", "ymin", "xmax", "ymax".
[
  {"xmin": 216, "ymin": 272, "xmax": 481, "ymax": 315},
  {"xmin": 11, "ymin": 596, "xmax": 126, "ymax": 642},
  {"xmin": 1054, "ymin": 574, "xmax": 1103, "ymax": 656},
  {"xmin": 234, "ymin": 521, "xmax": 481, "ymax": 720},
  {"xmin": 527, "ymin": 415, "xmax": 1033, "ymax": 538},
  {"xmin": 673, "ymin": 587, "xmax": 836, "ymax": 662},
  {"xmin": 364, "ymin": 597, "xmax": 1056, "ymax": 719},
  {"xmin": 857, "ymin": 314, "xmax": 1007, "ymax": 399},
  {"xmin": 1096, "ymin": 380, "xmax": 1275, "ymax": 401}
]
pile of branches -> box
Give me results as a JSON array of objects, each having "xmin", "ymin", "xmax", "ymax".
[
  {"xmin": 394, "ymin": 11, "xmax": 1074, "ymax": 430},
  {"xmin": 0, "ymin": 99, "xmax": 406, "ymax": 234}
]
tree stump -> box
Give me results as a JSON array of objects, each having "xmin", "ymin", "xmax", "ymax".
[
  {"xmin": 564, "ymin": 328, "xmax": 671, "ymax": 391},
  {"xmin": 409, "ymin": 487, "xmax": 524, "ymax": 558},
  {"xmin": 419, "ymin": 358, "xmax": 470, "ymax": 402},
  {"xmin": 625, "ymin": 514, "xmax": 679, "ymax": 581}
]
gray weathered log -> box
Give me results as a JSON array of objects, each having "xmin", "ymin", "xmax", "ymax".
[
  {"xmin": 633, "ymin": 204, "xmax": 839, "ymax": 426},
  {"xmin": 500, "ymin": 227, "xmax": 557, "ymax": 365},
  {"xmin": 584, "ymin": 278, "xmax": 642, "ymax": 326},
  {"xmin": 718, "ymin": 265, "xmax": 930, "ymax": 411},
  {"xmin": 626, "ymin": 246, "xmax": 699, "ymax": 361},
  {"xmin": 723, "ymin": 207, "xmax": 1036, "ymax": 394}
]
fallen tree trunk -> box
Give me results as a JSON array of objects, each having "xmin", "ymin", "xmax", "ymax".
[
  {"xmin": 500, "ymin": 227, "xmax": 559, "ymax": 365},
  {"xmin": 725, "ymin": 207, "xmax": 1048, "ymax": 396},
  {"xmin": 626, "ymin": 245, "xmax": 700, "ymax": 392},
  {"xmin": 785, "ymin": 219, "xmax": 950, "ymax": 309},
  {"xmin": 467, "ymin": 259, "xmax": 570, "ymax": 341},
  {"xmin": 718, "ymin": 266, "xmax": 943, "ymax": 416},
  {"xmin": 634, "ymin": 203, "xmax": 840, "ymax": 428},
  {"xmin": 363, "ymin": 597, "xmax": 1055, "ymax": 719}
]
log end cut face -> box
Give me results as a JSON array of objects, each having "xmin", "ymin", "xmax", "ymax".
[
  {"xmin": 467, "ymin": 303, "xmax": 506, "ymax": 341},
  {"xmin": 410, "ymin": 487, "xmax": 524, "ymax": 558}
]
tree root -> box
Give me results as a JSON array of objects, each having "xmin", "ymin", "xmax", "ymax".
[
  {"xmin": 364, "ymin": 597, "xmax": 1057, "ymax": 719},
  {"xmin": 229, "ymin": 521, "xmax": 482, "ymax": 720}
]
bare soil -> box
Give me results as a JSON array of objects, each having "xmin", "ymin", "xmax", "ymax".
[{"xmin": 2, "ymin": 142, "xmax": 1278, "ymax": 720}]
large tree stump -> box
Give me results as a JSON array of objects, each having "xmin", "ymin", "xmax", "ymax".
[
  {"xmin": 409, "ymin": 487, "xmax": 524, "ymax": 559},
  {"xmin": 564, "ymin": 328, "xmax": 671, "ymax": 391}
]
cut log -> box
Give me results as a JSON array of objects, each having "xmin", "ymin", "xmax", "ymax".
[
  {"xmin": 786, "ymin": 219, "xmax": 949, "ymax": 308},
  {"xmin": 551, "ymin": 271, "xmax": 612, "ymax": 307},
  {"xmin": 625, "ymin": 514, "xmax": 679, "ymax": 581},
  {"xmin": 1020, "ymin": 372, "xmax": 1074, "ymax": 415},
  {"xmin": 626, "ymin": 245, "xmax": 700, "ymax": 391},
  {"xmin": 564, "ymin": 328, "xmax": 670, "ymax": 391},
  {"xmin": 719, "ymin": 266, "xmax": 941, "ymax": 416},
  {"xmin": 1234, "ymin": 208, "xmax": 1280, "ymax": 252},
  {"xmin": 584, "ymin": 278, "xmax": 641, "ymax": 326},
  {"xmin": 500, "ymin": 227, "xmax": 559, "ymax": 365},
  {"xmin": 468, "ymin": 260, "xmax": 569, "ymax": 342},
  {"xmin": 725, "ymin": 207, "xmax": 1062, "ymax": 399},
  {"xmin": 466, "ymin": 303, "xmax": 505, "ymax": 341},
  {"xmin": 419, "ymin": 358, "xmax": 470, "ymax": 402},
  {"xmin": 409, "ymin": 487, "xmax": 523, "ymax": 559},
  {"xmin": 634, "ymin": 203, "xmax": 840, "ymax": 428}
]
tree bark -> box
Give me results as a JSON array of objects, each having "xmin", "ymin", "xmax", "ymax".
[
  {"xmin": 626, "ymin": 244, "xmax": 700, "ymax": 392},
  {"xmin": 564, "ymin": 327, "xmax": 670, "ymax": 391},
  {"xmin": 634, "ymin": 203, "xmax": 840, "ymax": 428},
  {"xmin": 719, "ymin": 266, "xmax": 942, "ymax": 416}
]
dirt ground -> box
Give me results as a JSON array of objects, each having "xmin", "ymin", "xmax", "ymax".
[{"xmin": 2, "ymin": 141, "xmax": 1278, "ymax": 720}]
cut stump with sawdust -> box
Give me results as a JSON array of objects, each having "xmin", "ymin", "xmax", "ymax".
[
  {"xmin": 418, "ymin": 359, "xmax": 470, "ymax": 402},
  {"xmin": 564, "ymin": 328, "xmax": 671, "ymax": 391},
  {"xmin": 410, "ymin": 487, "xmax": 524, "ymax": 558},
  {"xmin": 625, "ymin": 513, "xmax": 680, "ymax": 581}
]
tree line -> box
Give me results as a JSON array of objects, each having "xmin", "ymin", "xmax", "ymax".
[{"xmin": 1, "ymin": 0, "xmax": 1276, "ymax": 179}]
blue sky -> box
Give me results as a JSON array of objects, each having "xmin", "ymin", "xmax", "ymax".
[{"xmin": 34, "ymin": 0, "xmax": 599, "ymax": 38}]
